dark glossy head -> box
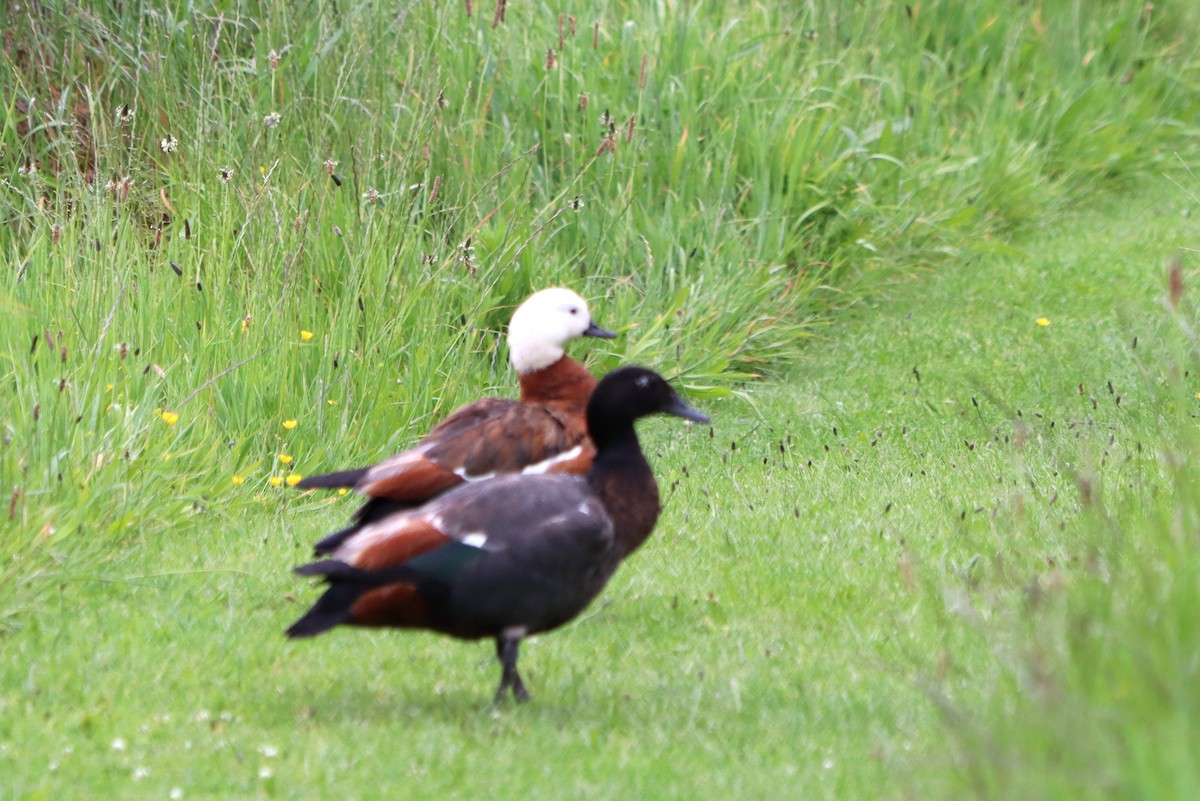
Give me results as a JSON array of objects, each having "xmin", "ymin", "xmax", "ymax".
[{"xmin": 587, "ymin": 367, "xmax": 710, "ymax": 439}]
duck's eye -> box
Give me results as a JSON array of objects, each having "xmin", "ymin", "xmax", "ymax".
[{"xmin": 568, "ymin": 307, "xmax": 579, "ymax": 315}]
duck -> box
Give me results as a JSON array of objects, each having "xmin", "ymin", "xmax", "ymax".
[
  {"xmin": 286, "ymin": 366, "xmax": 709, "ymax": 703},
  {"xmin": 297, "ymin": 288, "xmax": 616, "ymax": 551}
]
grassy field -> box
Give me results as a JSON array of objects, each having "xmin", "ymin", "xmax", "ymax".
[
  {"xmin": 3, "ymin": 0, "xmax": 1200, "ymax": 798},
  {"xmin": 3, "ymin": 182, "xmax": 1197, "ymax": 801}
]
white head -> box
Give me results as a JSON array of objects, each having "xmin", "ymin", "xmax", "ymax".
[{"xmin": 506, "ymin": 288, "xmax": 615, "ymax": 374}]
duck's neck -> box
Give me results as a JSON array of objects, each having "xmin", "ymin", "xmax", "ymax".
[
  {"xmin": 586, "ymin": 427, "xmax": 662, "ymax": 561},
  {"xmin": 518, "ymin": 356, "xmax": 597, "ymax": 414}
]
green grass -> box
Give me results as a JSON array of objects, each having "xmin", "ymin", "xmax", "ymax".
[
  {"xmin": 761, "ymin": 188, "xmax": 1200, "ymax": 799},
  {"xmin": 3, "ymin": 180, "xmax": 1197, "ymax": 801},
  {"xmin": 3, "ymin": 0, "xmax": 1198, "ymax": 540},
  {"xmin": 2, "ymin": 0, "xmax": 1200, "ymax": 798}
]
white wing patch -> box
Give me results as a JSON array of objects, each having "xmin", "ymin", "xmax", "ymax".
[
  {"xmin": 462, "ymin": 533, "xmax": 488, "ymax": 548},
  {"xmin": 454, "ymin": 466, "xmax": 497, "ymax": 482},
  {"xmin": 521, "ymin": 445, "xmax": 584, "ymax": 475}
]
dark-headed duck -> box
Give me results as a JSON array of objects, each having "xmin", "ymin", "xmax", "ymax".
[
  {"xmin": 297, "ymin": 289, "xmax": 616, "ymax": 541},
  {"xmin": 286, "ymin": 366, "xmax": 709, "ymax": 703}
]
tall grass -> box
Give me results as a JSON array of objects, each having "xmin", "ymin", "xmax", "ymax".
[{"xmin": 1, "ymin": 1, "xmax": 1197, "ymax": 621}]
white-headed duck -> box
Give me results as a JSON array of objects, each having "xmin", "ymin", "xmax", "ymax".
[{"xmin": 297, "ymin": 288, "xmax": 616, "ymax": 549}]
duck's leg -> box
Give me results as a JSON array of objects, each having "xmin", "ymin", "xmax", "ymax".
[{"xmin": 493, "ymin": 630, "xmax": 531, "ymax": 704}]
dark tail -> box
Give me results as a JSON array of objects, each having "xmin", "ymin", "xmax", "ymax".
[
  {"xmin": 312, "ymin": 523, "xmax": 361, "ymax": 556},
  {"xmin": 285, "ymin": 559, "xmax": 423, "ymax": 638},
  {"xmin": 285, "ymin": 581, "xmax": 367, "ymax": 638},
  {"xmin": 295, "ymin": 467, "xmax": 369, "ymax": 490}
]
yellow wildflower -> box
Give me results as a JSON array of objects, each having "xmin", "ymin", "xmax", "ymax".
[
  {"xmin": 283, "ymin": 419, "xmax": 298, "ymax": 430},
  {"xmin": 161, "ymin": 411, "xmax": 179, "ymax": 425},
  {"xmin": 337, "ymin": 488, "xmax": 349, "ymax": 496},
  {"xmin": 285, "ymin": 473, "xmax": 303, "ymax": 487},
  {"xmin": 269, "ymin": 476, "xmax": 283, "ymax": 487},
  {"xmin": 300, "ymin": 330, "xmax": 314, "ymax": 342},
  {"xmin": 232, "ymin": 475, "xmax": 245, "ymax": 485},
  {"xmin": 279, "ymin": 454, "xmax": 293, "ymax": 465},
  {"xmin": 1035, "ymin": 317, "xmax": 1050, "ymax": 327}
]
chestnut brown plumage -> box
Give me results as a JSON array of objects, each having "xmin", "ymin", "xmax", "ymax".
[
  {"xmin": 286, "ymin": 366, "xmax": 709, "ymax": 703},
  {"xmin": 297, "ymin": 289, "xmax": 614, "ymax": 521}
]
